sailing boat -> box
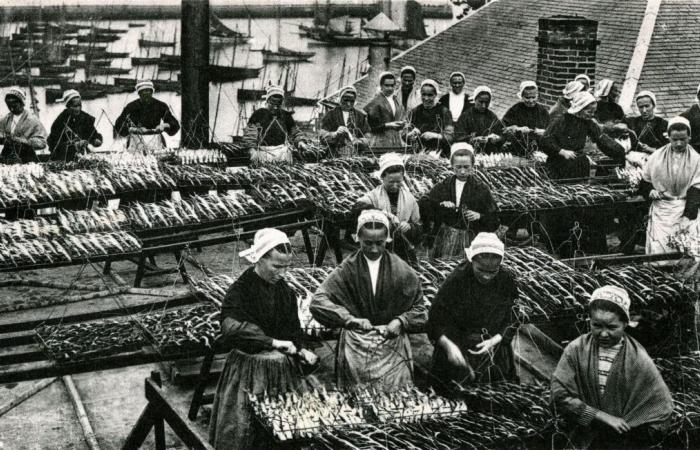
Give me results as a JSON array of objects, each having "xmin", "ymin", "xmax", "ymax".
[
  {"xmin": 299, "ymin": 0, "xmax": 354, "ymax": 38},
  {"xmin": 237, "ymin": 62, "xmax": 317, "ymax": 106},
  {"xmin": 261, "ymin": 8, "xmax": 315, "ymax": 63},
  {"xmin": 209, "ymin": 12, "xmax": 250, "ymax": 46}
]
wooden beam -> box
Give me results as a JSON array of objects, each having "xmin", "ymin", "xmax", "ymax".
[
  {"xmin": 0, "ymin": 377, "xmax": 57, "ymax": 418},
  {"xmin": 63, "ymin": 375, "xmax": 101, "ymax": 450},
  {"xmin": 121, "ymin": 402, "xmax": 157, "ymax": 450}
]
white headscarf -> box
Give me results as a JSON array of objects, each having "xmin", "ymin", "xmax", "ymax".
[
  {"xmin": 238, "ymin": 228, "xmax": 290, "ymax": 264},
  {"xmin": 517, "ymin": 81, "xmax": 538, "ymax": 100},
  {"xmin": 574, "ymin": 74, "xmax": 591, "ymax": 88},
  {"xmin": 635, "ymin": 90, "xmax": 657, "ymax": 107},
  {"xmin": 5, "ymin": 88, "xmax": 26, "ymax": 105},
  {"xmin": 338, "ymin": 85, "xmax": 357, "ymax": 102},
  {"xmin": 567, "ymin": 91, "xmax": 596, "ymax": 114},
  {"xmin": 265, "ymin": 85, "xmax": 285, "ymax": 99},
  {"xmin": 450, "ymin": 142, "xmax": 475, "ymax": 164},
  {"xmin": 135, "ymin": 80, "xmax": 155, "ymax": 94},
  {"xmin": 61, "ymin": 89, "xmax": 81, "ymax": 104},
  {"xmin": 465, "ymin": 232, "xmax": 504, "ymax": 261},
  {"xmin": 377, "ymin": 152, "xmax": 405, "ymax": 177},
  {"xmin": 420, "ymin": 79, "xmax": 440, "ymax": 95},
  {"xmin": 594, "ymin": 79, "xmax": 614, "ymax": 99},
  {"xmin": 356, "ymin": 209, "xmax": 392, "ymax": 242},
  {"xmin": 472, "ymin": 85, "xmax": 492, "ymax": 100},
  {"xmin": 590, "ymin": 285, "xmax": 631, "ymax": 322},
  {"xmin": 563, "ymin": 81, "xmax": 584, "ymax": 100}
]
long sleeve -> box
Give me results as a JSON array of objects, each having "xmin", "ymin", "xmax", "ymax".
[
  {"xmin": 683, "ymin": 186, "xmax": 700, "ymax": 219},
  {"xmin": 476, "ymin": 185, "xmax": 499, "ymax": 232},
  {"xmin": 47, "ymin": 114, "xmax": 64, "ymax": 153},
  {"xmin": 310, "ymin": 285, "xmax": 355, "ymax": 329},
  {"xmin": 453, "ymin": 112, "xmax": 471, "ymax": 143},
  {"xmin": 23, "ymin": 116, "xmax": 47, "ymax": 150},
  {"xmin": 319, "ymin": 111, "xmax": 339, "ymax": 146},
  {"xmin": 86, "ymin": 115, "xmax": 103, "ymax": 146},
  {"xmin": 241, "ymin": 123, "xmax": 260, "ymax": 149},
  {"xmin": 114, "ymin": 103, "xmax": 132, "ymax": 137},
  {"xmin": 440, "ymin": 108, "xmax": 454, "ymax": 146},
  {"xmin": 589, "ymin": 121, "xmax": 626, "ymax": 162},
  {"xmin": 542, "ymin": 116, "xmax": 566, "ymax": 158},
  {"xmin": 550, "ymin": 346, "xmax": 600, "ymax": 426},
  {"xmin": 394, "ymin": 282, "xmax": 427, "ymax": 333},
  {"xmin": 364, "ymin": 101, "xmax": 386, "ymax": 134},
  {"xmin": 221, "ymin": 282, "xmax": 274, "ymax": 353},
  {"xmin": 289, "ymin": 124, "xmax": 308, "ymax": 148},
  {"xmin": 161, "ymin": 104, "xmax": 180, "ymax": 136},
  {"xmin": 426, "ymin": 271, "xmax": 460, "ymax": 342}
]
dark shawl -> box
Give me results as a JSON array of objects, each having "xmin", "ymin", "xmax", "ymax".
[
  {"xmin": 454, "ymin": 107, "xmax": 504, "ymax": 154},
  {"xmin": 310, "ymin": 250, "xmax": 427, "ymax": 331},
  {"xmin": 680, "ymin": 104, "xmax": 700, "ymax": 151},
  {"xmin": 48, "ymin": 109, "xmax": 103, "ymax": 161},
  {"xmin": 405, "ymin": 103, "xmax": 454, "ymax": 156},
  {"xmin": 427, "ymin": 261, "xmax": 519, "ymax": 385},
  {"xmin": 420, "ymin": 174, "xmax": 499, "ymax": 235},
  {"xmin": 242, "ymin": 108, "xmax": 306, "ymax": 148},
  {"xmin": 114, "ymin": 97, "xmax": 180, "ymax": 145},
  {"xmin": 624, "ymin": 115, "xmax": 668, "ymax": 150},
  {"xmin": 439, "ymin": 92, "xmax": 472, "ymax": 123},
  {"xmin": 502, "ymin": 102, "xmax": 550, "ymax": 130},
  {"xmin": 319, "ymin": 107, "xmax": 370, "ymax": 143},
  {"xmin": 542, "ymin": 113, "xmax": 624, "ymax": 179},
  {"xmin": 221, "ymin": 267, "xmax": 304, "ymax": 354},
  {"xmin": 595, "ymin": 101, "xmax": 625, "ymax": 124},
  {"xmin": 551, "ymin": 333, "xmax": 673, "ymax": 439}
]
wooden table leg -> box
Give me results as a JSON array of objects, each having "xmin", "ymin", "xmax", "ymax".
[
  {"xmin": 133, "ymin": 254, "xmax": 147, "ymax": 288},
  {"xmin": 301, "ymin": 228, "xmax": 314, "ymax": 265},
  {"xmin": 187, "ymin": 350, "xmax": 216, "ymax": 421}
]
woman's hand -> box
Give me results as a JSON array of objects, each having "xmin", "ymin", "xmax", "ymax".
[
  {"xmin": 440, "ymin": 201, "xmax": 457, "ymax": 209},
  {"xmin": 385, "ymin": 319, "xmax": 403, "ymax": 338},
  {"xmin": 271, "ymin": 339, "xmax": 298, "ymax": 355},
  {"xmin": 396, "ymin": 221, "xmax": 411, "ymax": 233},
  {"xmin": 596, "ymin": 411, "xmax": 631, "ymax": 434},
  {"xmin": 468, "ymin": 334, "xmax": 502, "ymax": 355},
  {"xmin": 649, "ymin": 189, "xmax": 662, "ymax": 200},
  {"xmin": 298, "ymin": 349, "xmax": 319, "ymax": 366},
  {"xmin": 558, "ymin": 149, "xmax": 577, "ymax": 160},
  {"xmin": 421, "ymin": 131, "xmax": 441, "ymax": 141},
  {"xmin": 464, "ymin": 209, "xmax": 481, "ymax": 222}
]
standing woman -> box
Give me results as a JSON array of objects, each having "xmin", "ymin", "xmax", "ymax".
[
  {"xmin": 241, "ymin": 85, "xmax": 310, "ymax": 163},
  {"xmin": 551, "ymin": 286, "xmax": 673, "ymax": 449},
  {"xmin": 47, "ymin": 89, "xmax": 103, "ymax": 162},
  {"xmin": 550, "ymin": 81, "xmax": 584, "ymax": 124},
  {"xmin": 639, "ymin": 117, "xmax": 700, "ymax": 256},
  {"xmin": 355, "ymin": 153, "xmax": 421, "ymax": 263},
  {"xmin": 420, "ymin": 143, "xmax": 499, "ymax": 258},
  {"xmin": 402, "ymin": 79, "xmax": 454, "ymax": 157},
  {"xmin": 502, "ymin": 81, "xmax": 550, "ymax": 155},
  {"xmin": 438, "ymin": 71, "xmax": 470, "ymax": 125},
  {"xmin": 454, "ymin": 85, "xmax": 504, "ymax": 154},
  {"xmin": 594, "ymin": 79, "xmax": 625, "ymax": 125},
  {"xmin": 363, "ymin": 72, "xmax": 405, "ymax": 148},
  {"xmin": 680, "ymin": 82, "xmax": 700, "ymax": 151},
  {"xmin": 318, "ymin": 86, "xmax": 370, "ymax": 157},
  {"xmin": 0, "ymin": 88, "xmax": 47, "ymax": 164},
  {"xmin": 542, "ymin": 92, "xmax": 623, "ymax": 180}
]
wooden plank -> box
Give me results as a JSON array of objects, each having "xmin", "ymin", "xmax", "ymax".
[
  {"xmin": 0, "ymin": 343, "xmax": 45, "ymax": 365},
  {"xmin": 63, "ymin": 375, "xmax": 101, "ymax": 450},
  {"xmin": 0, "ymin": 291, "xmax": 195, "ymax": 334},
  {"xmin": 0, "ymin": 377, "xmax": 58, "ymax": 418},
  {"xmin": 168, "ymin": 354, "xmax": 227, "ymax": 386}
]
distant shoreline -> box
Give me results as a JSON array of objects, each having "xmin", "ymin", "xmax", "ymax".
[{"xmin": 0, "ymin": 3, "xmax": 453, "ymax": 21}]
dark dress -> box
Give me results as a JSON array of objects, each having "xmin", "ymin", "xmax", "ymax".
[
  {"xmin": 319, "ymin": 106, "xmax": 371, "ymax": 156},
  {"xmin": 549, "ymin": 96, "xmax": 571, "ymax": 124},
  {"xmin": 209, "ymin": 267, "xmax": 305, "ymax": 450},
  {"xmin": 542, "ymin": 113, "xmax": 623, "ymax": 179},
  {"xmin": 454, "ymin": 107, "xmax": 504, "ymax": 154},
  {"xmin": 405, "ymin": 104, "xmax": 454, "ymax": 157},
  {"xmin": 420, "ymin": 175, "xmax": 499, "ymax": 257},
  {"xmin": 48, "ymin": 109, "xmax": 103, "ymax": 161},
  {"xmin": 245, "ymin": 108, "xmax": 299, "ymax": 147},
  {"xmin": 427, "ymin": 261, "xmax": 519, "ymax": 390},
  {"xmin": 680, "ymin": 104, "xmax": 700, "ymax": 151},
  {"xmin": 624, "ymin": 116, "xmax": 668, "ymax": 150},
  {"xmin": 501, "ymin": 102, "xmax": 550, "ymax": 155},
  {"xmin": 114, "ymin": 97, "xmax": 180, "ymax": 147},
  {"xmin": 438, "ymin": 92, "xmax": 471, "ymax": 123},
  {"xmin": 595, "ymin": 101, "xmax": 625, "ymax": 124}
]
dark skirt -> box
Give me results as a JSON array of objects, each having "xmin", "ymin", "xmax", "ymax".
[
  {"xmin": 546, "ymin": 153, "xmax": 591, "ymax": 180},
  {"xmin": 0, "ymin": 141, "xmax": 38, "ymax": 164},
  {"xmin": 429, "ymin": 224, "xmax": 473, "ymax": 259},
  {"xmin": 208, "ymin": 349, "xmax": 300, "ymax": 450}
]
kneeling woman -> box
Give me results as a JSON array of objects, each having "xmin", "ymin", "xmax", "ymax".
[
  {"xmin": 420, "ymin": 143, "xmax": 499, "ymax": 258},
  {"xmin": 551, "ymin": 286, "xmax": 673, "ymax": 449}
]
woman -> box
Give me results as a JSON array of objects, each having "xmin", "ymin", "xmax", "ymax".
[
  {"xmin": 542, "ymin": 91, "xmax": 623, "ymax": 180},
  {"xmin": 575, "ymin": 73, "xmax": 592, "ymax": 93},
  {"xmin": 209, "ymin": 229, "xmax": 318, "ymax": 450},
  {"xmin": 594, "ymin": 79, "xmax": 625, "ymax": 124},
  {"xmin": 47, "ymin": 90, "xmax": 103, "ymax": 162},
  {"xmin": 427, "ymin": 233, "xmax": 519, "ymax": 391},
  {"xmin": 319, "ymin": 85, "xmax": 370, "ymax": 157},
  {"xmin": 0, "ymin": 88, "xmax": 47, "ymax": 164},
  {"xmin": 680, "ymin": 83, "xmax": 700, "ymax": 151},
  {"xmin": 241, "ymin": 85, "xmax": 310, "ymax": 163},
  {"xmin": 550, "ymin": 81, "xmax": 584, "ymax": 124},
  {"xmin": 363, "ymin": 72, "xmax": 405, "ymax": 148},
  {"xmin": 454, "ymin": 85, "xmax": 504, "ymax": 154},
  {"xmin": 639, "ymin": 117, "xmax": 700, "ymax": 256},
  {"xmin": 402, "ymin": 79, "xmax": 453, "ymax": 157},
  {"xmin": 551, "ymin": 286, "xmax": 673, "ymax": 449},
  {"xmin": 420, "ymin": 143, "xmax": 499, "ymax": 258},
  {"xmin": 438, "ymin": 71, "xmax": 470, "ymax": 124},
  {"xmin": 502, "ymin": 81, "xmax": 550, "ymax": 155},
  {"xmin": 624, "ymin": 91, "xmax": 668, "ymax": 160},
  {"xmin": 355, "ymin": 153, "xmax": 421, "ymax": 263}
]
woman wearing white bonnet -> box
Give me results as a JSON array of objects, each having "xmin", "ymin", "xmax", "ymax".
[
  {"xmin": 624, "ymin": 90, "xmax": 668, "ymax": 156},
  {"xmin": 454, "ymin": 85, "xmax": 504, "ymax": 154},
  {"xmin": 438, "ymin": 71, "xmax": 470, "ymax": 124},
  {"xmin": 551, "ymin": 285, "xmax": 673, "ymax": 449},
  {"xmin": 502, "ymin": 81, "xmax": 550, "ymax": 154},
  {"xmin": 550, "ymin": 80, "xmax": 585, "ymax": 123},
  {"xmin": 402, "ymin": 79, "xmax": 454, "ymax": 158},
  {"xmin": 593, "ymin": 79, "xmax": 624, "ymax": 125},
  {"xmin": 680, "ymin": 81, "xmax": 700, "ymax": 149},
  {"xmin": 0, "ymin": 88, "xmax": 47, "ymax": 164},
  {"xmin": 355, "ymin": 153, "xmax": 421, "ymax": 263},
  {"xmin": 421, "ymin": 142, "xmax": 499, "ymax": 258},
  {"xmin": 47, "ymin": 89, "xmax": 103, "ymax": 162},
  {"xmin": 318, "ymin": 85, "xmax": 370, "ymax": 157},
  {"xmin": 209, "ymin": 227, "xmax": 319, "ymax": 449},
  {"xmin": 427, "ymin": 232, "xmax": 519, "ymax": 387}
]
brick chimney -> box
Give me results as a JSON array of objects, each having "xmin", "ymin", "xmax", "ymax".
[{"xmin": 535, "ymin": 16, "xmax": 600, "ymax": 107}]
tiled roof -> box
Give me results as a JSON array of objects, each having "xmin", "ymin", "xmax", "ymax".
[
  {"xmin": 347, "ymin": 0, "xmax": 651, "ymax": 117},
  {"xmin": 636, "ymin": 0, "xmax": 700, "ymax": 117}
]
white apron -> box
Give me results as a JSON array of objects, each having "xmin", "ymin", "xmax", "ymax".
[
  {"xmin": 337, "ymin": 328, "xmax": 413, "ymax": 392},
  {"xmin": 250, "ymin": 144, "xmax": 292, "ymax": 164},
  {"xmin": 646, "ymin": 199, "xmax": 686, "ymax": 255}
]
